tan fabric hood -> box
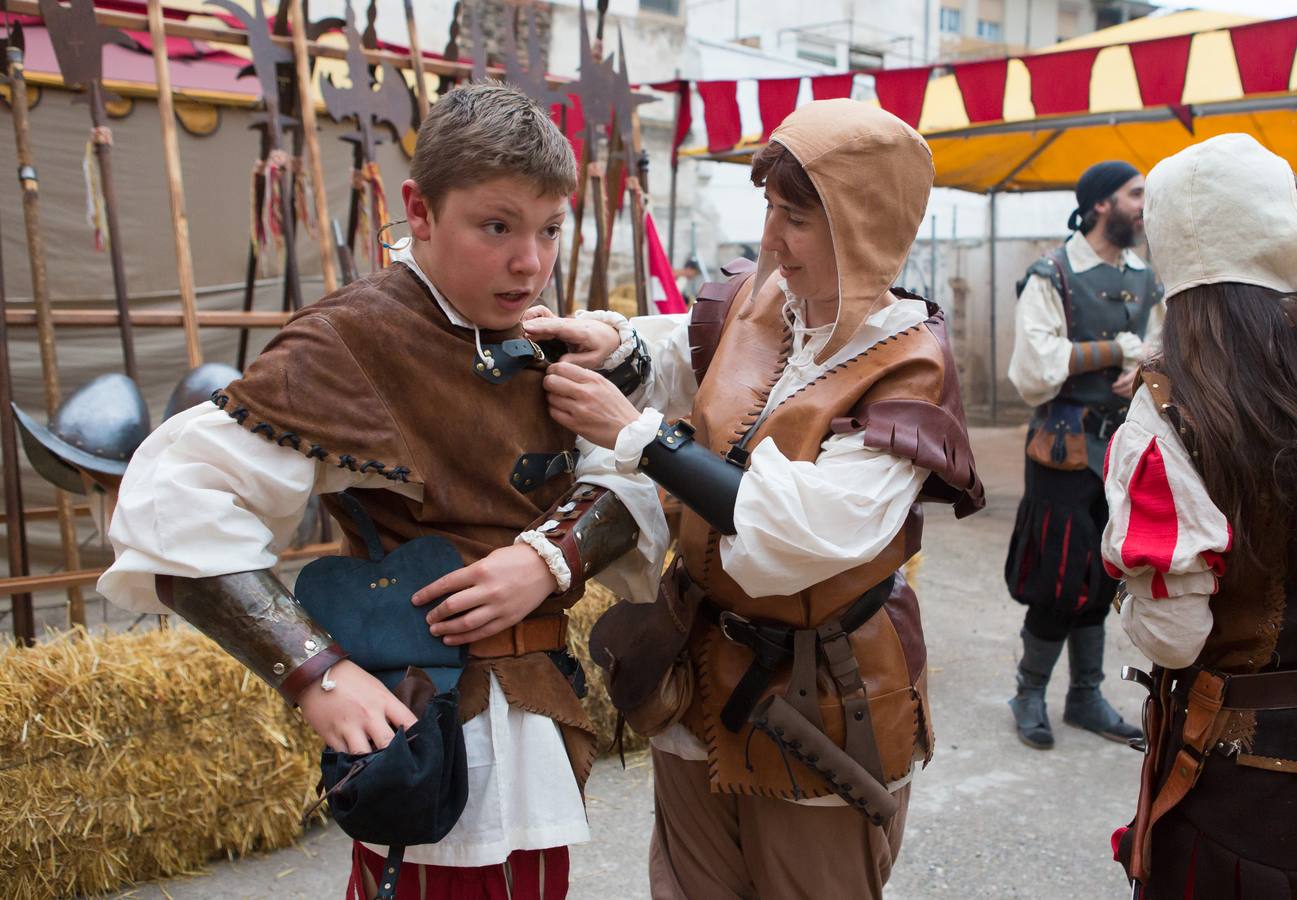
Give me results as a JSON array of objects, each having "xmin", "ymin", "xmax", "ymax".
[{"xmin": 754, "ymin": 100, "xmax": 934, "ymax": 364}]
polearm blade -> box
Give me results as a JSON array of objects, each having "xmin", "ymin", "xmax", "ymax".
[
  {"xmin": 208, "ymin": 0, "xmax": 303, "ymax": 311},
  {"xmin": 3, "ymin": 17, "xmax": 85, "ymax": 630},
  {"xmin": 38, "ymin": 0, "xmax": 139, "ymax": 382},
  {"xmin": 322, "ymin": 3, "xmax": 411, "ymax": 271}
]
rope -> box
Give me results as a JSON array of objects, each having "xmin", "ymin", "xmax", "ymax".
[{"xmin": 82, "ymin": 134, "xmax": 109, "ymax": 252}]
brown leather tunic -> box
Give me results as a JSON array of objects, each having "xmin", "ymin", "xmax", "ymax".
[
  {"xmin": 217, "ymin": 264, "xmax": 597, "ymax": 786},
  {"xmin": 678, "ymin": 274, "xmax": 984, "ymax": 800}
]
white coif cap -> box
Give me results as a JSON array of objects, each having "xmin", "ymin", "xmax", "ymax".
[{"xmin": 1144, "ymin": 133, "xmax": 1297, "ymax": 301}]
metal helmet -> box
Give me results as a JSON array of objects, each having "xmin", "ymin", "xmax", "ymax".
[
  {"xmin": 164, "ymin": 362, "xmax": 241, "ymax": 420},
  {"xmin": 11, "ymin": 373, "xmax": 151, "ymax": 495}
]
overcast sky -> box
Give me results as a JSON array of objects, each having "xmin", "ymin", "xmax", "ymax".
[{"xmin": 1151, "ymin": 0, "xmax": 1297, "ymax": 17}]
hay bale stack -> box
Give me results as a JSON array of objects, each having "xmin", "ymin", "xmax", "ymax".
[{"xmin": 0, "ymin": 628, "xmax": 322, "ymax": 899}]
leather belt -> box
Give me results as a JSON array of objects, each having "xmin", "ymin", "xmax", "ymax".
[
  {"xmin": 1178, "ymin": 666, "xmax": 1297, "ymax": 711},
  {"xmin": 469, "ymin": 614, "xmax": 569, "ymax": 659},
  {"xmin": 702, "ymin": 574, "xmax": 895, "ymax": 732},
  {"xmin": 1082, "ymin": 405, "xmax": 1128, "ymax": 441}
]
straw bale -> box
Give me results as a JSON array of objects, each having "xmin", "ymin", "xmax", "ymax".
[{"xmin": 0, "ymin": 628, "xmax": 322, "ymax": 899}]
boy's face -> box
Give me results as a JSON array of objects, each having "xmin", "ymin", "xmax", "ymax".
[{"xmin": 403, "ymin": 175, "xmax": 566, "ymax": 331}]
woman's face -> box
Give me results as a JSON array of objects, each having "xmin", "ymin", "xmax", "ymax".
[{"xmin": 760, "ymin": 185, "xmax": 838, "ymax": 305}]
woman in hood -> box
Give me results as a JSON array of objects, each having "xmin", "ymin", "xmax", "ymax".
[
  {"xmin": 528, "ymin": 99, "xmax": 984, "ymax": 897},
  {"xmin": 1102, "ymin": 133, "xmax": 1297, "ymax": 897}
]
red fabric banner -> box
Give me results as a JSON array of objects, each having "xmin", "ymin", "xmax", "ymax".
[
  {"xmin": 645, "ymin": 211, "xmax": 687, "ymax": 314},
  {"xmin": 551, "ymin": 94, "xmax": 584, "ymax": 207},
  {"xmin": 1129, "ymin": 34, "xmax": 1192, "ymax": 107},
  {"xmin": 758, "ymin": 77, "xmax": 801, "ymax": 141},
  {"xmin": 1230, "ymin": 16, "xmax": 1297, "ymax": 95},
  {"xmin": 811, "ymin": 73, "xmax": 854, "ymax": 100},
  {"xmin": 953, "ymin": 58, "xmax": 1009, "ymax": 123},
  {"xmin": 1022, "ymin": 47, "xmax": 1100, "ymax": 116},
  {"xmin": 650, "ymin": 80, "xmax": 694, "ymax": 166},
  {"xmin": 697, "ymin": 80, "xmax": 742, "ymax": 153},
  {"xmin": 873, "ymin": 66, "xmax": 932, "ymax": 128}
]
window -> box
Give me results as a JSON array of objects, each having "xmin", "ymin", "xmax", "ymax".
[
  {"xmin": 977, "ymin": 18, "xmax": 1003, "ymax": 41},
  {"xmin": 639, "ymin": 0, "xmax": 679, "ymax": 15},
  {"xmin": 939, "ymin": 6, "xmax": 962, "ymax": 34},
  {"xmin": 796, "ymin": 34, "xmax": 838, "ymax": 67}
]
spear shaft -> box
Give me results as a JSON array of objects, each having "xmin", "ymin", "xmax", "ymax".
[
  {"xmin": 0, "ymin": 165, "xmax": 34, "ymax": 645},
  {"xmin": 5, "ymin": 41, "xmax": 85, "ymax": 629},
  {"xmin": 88, "ymin": 79, "xmax": 139, "ymax": 382}
]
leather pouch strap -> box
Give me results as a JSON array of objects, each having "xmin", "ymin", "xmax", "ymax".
[
  {"xmin": 470, "ymin": 614, "xmax": 568, "ymax": 659},
  {"xmin": 786, "ymin": 628, "xmax": 825, "ymax": 731},
  {"xmin": 375, "ymin": 844, "xmax": 406, "ymax": 900},
  {"xmin": 1144, "ymin": 670, "xmax": 1227, "ymax": 843},
  {"xmin": 817, "ymin": 618, "xmax": 886, "ymax": 785},
  {"xmin": 1222, "ymin": 668, "xmax": 1297, "ymax": 710}
]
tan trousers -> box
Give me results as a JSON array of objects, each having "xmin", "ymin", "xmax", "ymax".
[{"xmin": 647, "ymin": 748, "xmax": 909, "ymax": 900}]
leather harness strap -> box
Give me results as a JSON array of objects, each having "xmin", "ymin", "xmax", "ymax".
[{"xmin": 702, "ymin": 574, "xmax": 896, "ymax": 734}]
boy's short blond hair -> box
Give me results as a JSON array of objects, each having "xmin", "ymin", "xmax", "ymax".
[{"xmin": 410, "ymin": 82, "xmax": 577, "ymax": 216}]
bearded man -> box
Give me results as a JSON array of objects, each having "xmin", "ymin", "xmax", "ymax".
[{"xmin": 1003, "ymin": 160, "xmax": 1163, "ymax": 751}]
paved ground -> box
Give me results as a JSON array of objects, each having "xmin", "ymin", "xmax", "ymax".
[{"xmin": 108, "ymin": 425, "xmax": 1146, "ymax": 899}]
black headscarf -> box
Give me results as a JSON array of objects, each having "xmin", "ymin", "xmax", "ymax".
[{"xmin": 1068, "ymin": 160, "xmax": 1140, "ymax": 231}]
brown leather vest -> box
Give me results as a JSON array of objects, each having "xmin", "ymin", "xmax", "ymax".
[
  {"xmin": 679, "ymin": 275, "xmax": 983, "ymax": 799},
  {"xmin": 218, "ymin": 264, "xmax": 598, "ymax": 785}
]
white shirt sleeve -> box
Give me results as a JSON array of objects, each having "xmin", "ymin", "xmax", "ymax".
[
  {"xmin": 1008, "ymin": 273, "xmax": 1073, "ymax": 408},
  {"xmin": 1101, "ymin": 387, "xmax": 1231, "ymax": 668},
  {"xmin": 628, "ymin": 311, "xmax": 698, "ymax": 421},
  {"xmin": 718, "ymin": 433, "xmax": 928, "ymax": 597},
  {"xmin": 567, "ymin": 438, "xmax": 670, "ymax": 604},
  {"xmin": 99, "ymin": 403, "xmax": 413, "ymax": 614}
]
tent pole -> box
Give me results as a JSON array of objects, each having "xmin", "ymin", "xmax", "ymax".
[
  {"xmin": 988, "ymin": 190, "xmax": 998, "ymax": 424},
  {"xmin": 290, "ymin": 0, "xmax": 338, "ymax": 296}
]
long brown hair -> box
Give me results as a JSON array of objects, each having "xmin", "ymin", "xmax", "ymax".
[{"xmin": 1161, "ymin": 283, "xmax": 1297, "ymax": 564}]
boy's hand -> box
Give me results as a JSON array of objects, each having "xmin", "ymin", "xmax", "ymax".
[
  {"xmin": 1113, "ymin": 368, "xmax": 1138, "ymax": 399},
  {"xmin": 522, "ymin": 316, "xmax": 623, "ymax": 368},
  {"xmin": 412, "ymin": 544, "xmax": 558, "ymax": 646},
  {"xmin": 297, "ymin": 659, "xmax": 417, "ymax": 754},
  {"xmin": 543, "ymin": 361, "xmax": 640, "ymax": 449}
]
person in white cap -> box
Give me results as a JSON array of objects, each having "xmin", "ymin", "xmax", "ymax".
[{"xmin": 1103, "ymin": 133, "xmax": 1297, "ymax": 898}]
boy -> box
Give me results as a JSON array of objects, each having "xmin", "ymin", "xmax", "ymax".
[{"xmin": 99, "ymin": 83, "xmax": 665, "ymax": 898}]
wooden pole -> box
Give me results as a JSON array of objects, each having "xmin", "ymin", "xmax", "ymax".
[
  {"xmin": 667, "ymin": 78, "xmax": 682, "ymax": 266},
  {"xmin": 402, "ymin": 0, "xmax": 430, "ymax": 121},
  {"xmin": 147, "ymin": 0, "xmax": 201, "ymax": 368},
  {"xmin": 5, "ymin": 42, "xmax": 86, "ymax": 628},
  {"xmin": 88, "ymin": 80, "xmax": 140, "ymax": 383},
  {"xmin": 587, "ymin": 159, "xmax": 609, "ymax": 311},
  {"xmin": 564, "ymin": 139, "xmax": 591, "ymax": 313},
  {"xmin": 289, "ymin": 0, "xmax": 337, "ymax": 295},
  {"xmin": 629, "ymin": 111, "xmax": 649, "ymax": 318},
  {"xmin": 0, "ymin": 168, "xmax": 35, "ymax": 645}
]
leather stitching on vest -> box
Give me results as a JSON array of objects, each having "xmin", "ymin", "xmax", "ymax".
[
  {"xmin": 758, "ymin": 313, "xmax": 934, "ymax": 421},
  {"xmin": 213, "ymin": 390, "xmax": 413, "ymax": 482}
]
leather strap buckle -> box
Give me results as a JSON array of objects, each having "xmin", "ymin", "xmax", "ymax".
[{"xmin": 717, "ymin": 609, "xmax": 750, "ymax": 643}]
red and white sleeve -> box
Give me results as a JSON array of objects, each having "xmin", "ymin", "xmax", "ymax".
[{"xmin": 1101, "ymin": 387, "xmax": 1231, "ymax": 667}]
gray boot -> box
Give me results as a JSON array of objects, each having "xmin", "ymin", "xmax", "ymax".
[
  {"xmin": 1063, "ymin": 624, "xmax": 1144, "ymax": 745},
  {"xmin": 1009, "ymin": 628, "xmax": 1066, "ymax": 750}
]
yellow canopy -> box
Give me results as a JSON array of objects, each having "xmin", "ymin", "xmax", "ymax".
[{"xmin": 684, "ymin": 10, "xmax": 1297, "ymax": 194}]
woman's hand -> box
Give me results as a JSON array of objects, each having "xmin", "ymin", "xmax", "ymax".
[
  {"xmin": 297, "ymin": 659, "xmax": 417, "ymax": 754},
  {"xmin": 523, "ymin": 316, "xmax": 623, "ymax": 368},
  {"xmin": 543, "ymin": 361, "xmax": 641, "ymax": 448},
  {"xmin": 412, "ymin": 544, "xmax": 558, "ymax": 646}
]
